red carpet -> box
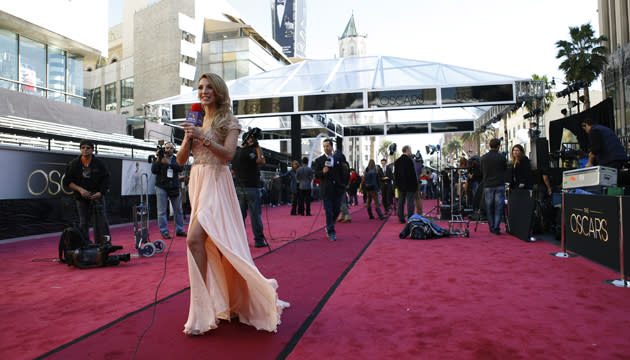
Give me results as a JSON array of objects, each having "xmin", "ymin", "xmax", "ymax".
[
  {"xmin": 287, "ymin": 219, "xmax": 630, "ymax": 360},
  {"xmin": 2, "ymin": 204, "xmax": 630, "ymax": 360},
  {"xmin": 0, "ymin": 203, "xmax": 382, "ymax": 360}
]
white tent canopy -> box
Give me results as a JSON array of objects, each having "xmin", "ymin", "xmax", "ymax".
[{"xmin": 151, "ymin": 56, "xmax": 531, "ymax": 138}]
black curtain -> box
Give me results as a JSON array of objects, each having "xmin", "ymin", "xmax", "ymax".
[{"xmin": 548, "ymin": 97, "xmax": 614, "ymax": 153}]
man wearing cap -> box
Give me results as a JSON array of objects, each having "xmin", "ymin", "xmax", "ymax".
[{"xmin": 63, "ymin": 139, "xmax": 111, "ymax": 244}]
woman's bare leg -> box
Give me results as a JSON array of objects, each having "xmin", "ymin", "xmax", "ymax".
[{"xmin": 186, "ymin": 218, "xmax": 208, "ymax": 282}]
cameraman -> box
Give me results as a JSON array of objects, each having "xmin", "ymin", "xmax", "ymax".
[
  {"xmin": 63, "ymin": 139, "xmax": 111, "ymax": 244},
  {"xmin": 151, "ymin": 142, "xmax": 186, "ymax": 239},
  {"xmin": 231, "ymin": 129, "xmax": 267, "ymax": 248}
]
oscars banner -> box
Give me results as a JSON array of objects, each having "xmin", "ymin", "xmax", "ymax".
[
  {"xmin": 0, "ymin": 147, "xmax": 147, "ymax": 240},
  {"xmin": 565, "ymin": 194, "xmax": 620, "ymax": 272}
]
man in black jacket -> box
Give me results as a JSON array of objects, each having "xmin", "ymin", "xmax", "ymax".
[
  {"xmin": 313, "ymin": 138, "xmax": 348, "ymax": 241},
  {"xmin": 232, "ymin": 135, "xmax": 267, "ymax": 247},
  {"xmin": 63, "ymin": 139, "xmax": 111, "ymax": 244},
  {"xmin": 151, "ymin": 142, "xmax": 186, "ymax": 239},
  {"xmin": 394, "ymin": 145, "xmax": 418, "ymax": 224},
  {"xmin": 481, "ymin": 138, "xmax": 507, "ymax": 235},
  {"xmin": 380, "ymin": 158, "xmax": 394, "ymax": 212}
]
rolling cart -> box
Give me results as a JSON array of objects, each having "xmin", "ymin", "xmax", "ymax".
[
  {"xmin": 133, "ymin": 173, "xmax": 165, "ymax": 257},
  {"xmin": 447, "ymin": 167, "xmax": 470, "ymax": 237}
]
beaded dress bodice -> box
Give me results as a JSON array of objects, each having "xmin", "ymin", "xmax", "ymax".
[{"xmin": 191, "ymin": 120, "xmax": 241, "ymax": 169}]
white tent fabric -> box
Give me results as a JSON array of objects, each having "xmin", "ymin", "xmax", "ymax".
[
  {"xmin": 150, "ymin": 56, "xmax": 528, "ymax": 136},
  {"xmin": 229, "ymin": 56, "xmax": 524, "ymax": 98}
]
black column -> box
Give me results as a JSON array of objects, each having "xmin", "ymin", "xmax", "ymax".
[
  {"xmin": 290, "ymin": 114, "xmax": 301, "ymax": 161},
  {"xmin": 336, "ymin": 136, "xmax": 343, "ymax": 154}
]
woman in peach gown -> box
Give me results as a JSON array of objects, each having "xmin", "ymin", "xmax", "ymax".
[{"xmin": 177, "ymin": 73, "xmax": 289, "ymax": 335}]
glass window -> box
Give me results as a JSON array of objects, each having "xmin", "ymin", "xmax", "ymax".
[
  {"xmin": 0, "ymin": 29, "xmax": 18, "ymax": 90},
  {"xmin": 209, "ymin": 62, "xmax": 223, "ymax": 76},
  {"xmin": 120, "ymin": 78, "xmax": 134, "ymax": 107},
  {"xmin": 181, "ymin": 31, "xmax": 195, "ymax": 44},
  {"xmin": 19, "ymin": 36, "xmax": 46, "ymax": 96},
  {"xmin": 86, "ymin": 87, "xmax": 101, "ymax": 110},
  {"xmin": 223, "ymin": 61, "xmax": 236, "ymax": 81},
  {"xmin": 67, "ymin": 95, "xmax": 83, "ymax": 106},
  {"xmin": 236, "ymin": 60, "xmax": 249, "ymax": 78},
  {"xmin": 207, "ymin": 30, "xmax": 239, "ymax": 41},
  {"xmin": 67, "ymin": 53, "xmax": 83, "ymax": 97},
  {"xmin": 105, "ymin": 82, "xmax": 117, "ymax": 111},
  {"xmin": 47, "ymin": 46, "xmax": 66, "ymax": 102},
  {"xmin": 209, "ymin": 41, "xmax": 222, "ymax": 54}
]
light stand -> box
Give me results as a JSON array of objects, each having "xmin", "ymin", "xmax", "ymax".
[{"xmin": 422, "ymin": 145, "xmax": 441, "ymax": 218}]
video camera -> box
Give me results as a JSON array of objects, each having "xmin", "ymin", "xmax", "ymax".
[
  {"xmin": 64, "ymin": 242, "xmax": 131, "ymax": 269},
  {"xmin": 148, "ymin": 140, "xmax": 166, "ymax": 163},
  {"xmin": 414, "ymin": 150, "xmax": 423, "ymax": 162},
  {"xmin": 242, "ymin": 127, "xmax": 262, "ymax": 146}
]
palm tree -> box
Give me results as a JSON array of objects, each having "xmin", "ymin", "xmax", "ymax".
[
  {"xmin": 378, "ymin": 140, "xmax": 392, "ymax": 159},
  {"xmin": 461, "ymin": 126, "xmax": 497, "ymax": 155},
  {"xmin": 444, "ymin": 137, "xmax": 463, "ymax": 164},
  {"xmin": 555, "ymin": 23, "xmax": 608, "ymax": 109}
]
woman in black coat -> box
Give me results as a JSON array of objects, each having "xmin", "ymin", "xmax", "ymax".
[{"xmin": 510, "ymin": 144, "xmax": 532, "ymax": 190}]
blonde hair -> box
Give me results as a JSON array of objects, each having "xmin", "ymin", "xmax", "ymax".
[{"xmin": 198, "ymin": 73, "xmax": 233, "ymax": 143}]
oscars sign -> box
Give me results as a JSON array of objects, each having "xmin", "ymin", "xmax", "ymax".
[{"xmin": 564, "ymin": 194, "xmax": 620, "ymax": 271}]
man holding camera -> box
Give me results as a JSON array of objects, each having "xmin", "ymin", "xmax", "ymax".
[
  {"xmin": 232, "ymin": 129, "xmax": 267, "ymax": 248},
  {"xmin": 151, "ymin": 142, "xmax": 186, "ymax": 239},
  {"xmin": 64, "ymin": 139, "xmax": 111, "ymax": 244}
]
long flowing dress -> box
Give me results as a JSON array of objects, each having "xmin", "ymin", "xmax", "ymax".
[{"xmin": 183, "ymin": 118, "xmax": 289, "ymax": 335}]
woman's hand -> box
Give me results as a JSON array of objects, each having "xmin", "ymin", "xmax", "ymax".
[{"xmin": 182, "ymin": 123, "xmax": 203, "ymax": 142}]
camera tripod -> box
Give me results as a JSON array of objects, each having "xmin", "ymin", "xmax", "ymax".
[{"xmin": 422, "ymin": 174, "xmax": 442, "ymax": 218}]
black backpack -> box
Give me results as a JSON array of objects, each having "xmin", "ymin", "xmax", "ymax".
[{"xmin": 58, "ymin": 224, "xmax": 91, "ymax": 263}]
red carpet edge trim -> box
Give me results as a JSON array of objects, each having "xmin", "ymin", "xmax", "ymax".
[{"xmin": 276, "ymin": 215, "xmax": 390, "ymax": 360}]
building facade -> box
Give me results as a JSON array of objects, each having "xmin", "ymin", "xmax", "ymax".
[
  {"xmin": 0, "ymin": 1, "xmax": 107, "ymax": 107},
  {"xmin": 85, "ymin": 0, "xmax": 290, "ymax": 127},
  {"xmin": 598, "ymin": 0, "xmax": 630, "ymax": 137}
]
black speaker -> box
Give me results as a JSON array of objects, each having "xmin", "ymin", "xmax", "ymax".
[
  {"xmin": 440, "ymin": 205, "xmax": 451, "ymax": 220},
  {"xmin": 530, "ymin": 137, "xmax": 550, "ymax": 170},
  {"xmin": 506, "ymin": 189, "xmax": 535, "ymax": 242}
]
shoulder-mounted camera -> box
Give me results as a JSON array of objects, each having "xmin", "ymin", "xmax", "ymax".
[{"xmin": 242, "ymin": 127, "xmax": 262, "ymax": 146}]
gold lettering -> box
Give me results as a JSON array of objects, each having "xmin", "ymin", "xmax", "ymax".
[
  {"xmin": 27, "ymin": 170, "xmax": 47, "ymax": 196},
  {"xmin": 48, "ymin": 170, "xmax": 61, "ymax": 195},
  {"xmin": 60, "ymin": 174, "xmax": 73, "ymax": 195},
  {"xmin": 569, "ymin": 212, "xmax": 609, "ymax": 242},
  {"xmin": 599, "ymin": 219, "xmax": 608, "ymax": 242}
]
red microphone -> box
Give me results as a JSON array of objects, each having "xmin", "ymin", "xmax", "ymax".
[{"xmin": 186, "ymin": 103, "xmax": 203, "ymax": 126}]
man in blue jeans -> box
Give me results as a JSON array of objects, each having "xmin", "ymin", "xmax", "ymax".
[
  {"xmin": 64, "ymin": 139, "xmax": 111, "ymax": 244},
  {"xmin": 151, "ymin": 142, "xmax": 186, "ymax": 239},
  {"xmin": 232, "ymin": 134, "xmax": 267, "ymax": 247},
  {"xmin": 481, "ymin": 138, "xmax": 507, "ymax": 235}
]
